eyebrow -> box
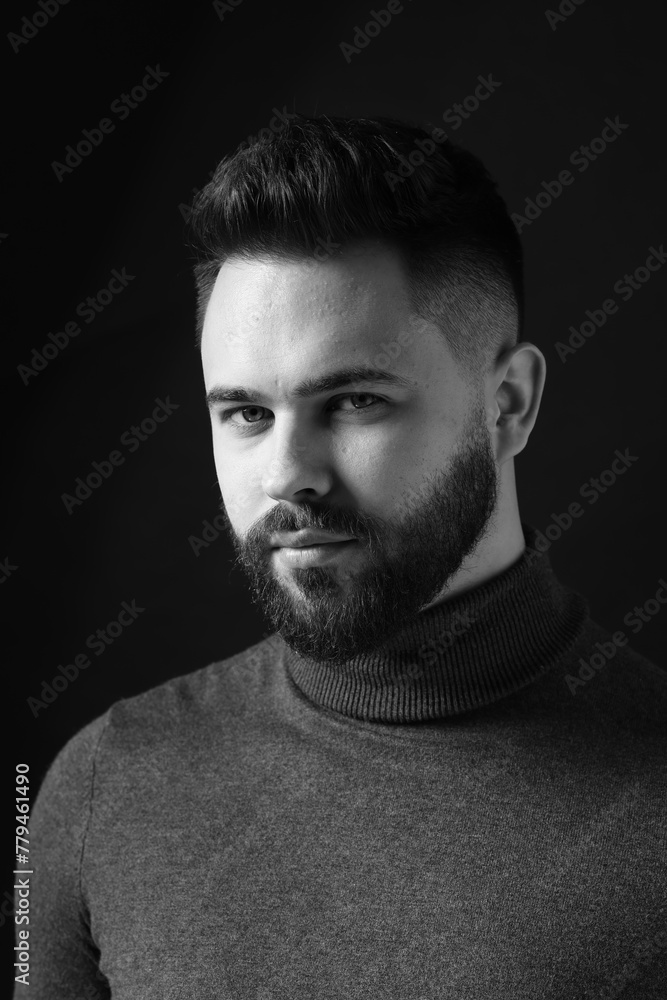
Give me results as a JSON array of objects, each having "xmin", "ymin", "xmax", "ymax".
[{"xmin": 205, "ymin": 365, "xmax": 417, "ymax": 409}]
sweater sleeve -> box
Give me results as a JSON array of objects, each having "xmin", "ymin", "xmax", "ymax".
[{"xmin": 13, "ymin": 713, "xmax": 112, "ymax": 999}]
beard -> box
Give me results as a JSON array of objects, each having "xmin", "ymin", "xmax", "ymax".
[{"xmin": 220, "ymin": 402, "xmax": 498, "ymax": 664}]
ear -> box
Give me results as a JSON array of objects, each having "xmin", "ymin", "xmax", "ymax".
[{"xmin": 487, "ymin": 342, "xmax": 547, "ymax": 463}]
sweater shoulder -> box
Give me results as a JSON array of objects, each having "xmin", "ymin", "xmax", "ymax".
[
  {"xmin": 38, "ymin": 634, "xmax": 279, "ymax": 788},
  {"xmin": 107, "ymin": 636, "xmax": 275, "ymax": 738}
]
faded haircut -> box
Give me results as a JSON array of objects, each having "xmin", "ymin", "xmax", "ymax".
[{"xmin": 187, "ymin": 113, "xmax": 523, "ymax": 384}]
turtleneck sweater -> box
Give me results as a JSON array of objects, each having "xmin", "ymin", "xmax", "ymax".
[{"xmin": 14, "ymin": 524, "xmax": 667, "ymax": 999}]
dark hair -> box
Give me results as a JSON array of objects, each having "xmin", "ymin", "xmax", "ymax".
[{"xmin": 187, "ymin": 114, "xmax": 523, "ymax": 383}]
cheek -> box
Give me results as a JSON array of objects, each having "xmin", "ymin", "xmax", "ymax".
[
  {"xmin": 355, "ymin": 427, "xmax": 461, "ymax": 514},
  {"xmin": 211, "ymin": 439, "xmax": 249, "ymax": 528},
  {"xmin": 359, "ymin": 418, "xmax": 440, "ymax": 472},
  {"xmin": 210, "ymin": 438, "xmax": 227, "ymax": 491},
  {"xmin": 333, "ymin": 438, "xmax": 423, "ymax": 513}
]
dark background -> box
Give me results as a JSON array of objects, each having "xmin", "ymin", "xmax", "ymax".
[{"xmin": 4, "ymin": 0, "xmax": 666, "ymax": 960}]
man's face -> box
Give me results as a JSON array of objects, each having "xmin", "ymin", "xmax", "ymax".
[{"xmin": 201, "ymin": 243, "xmax": 499, "ymax": 663}]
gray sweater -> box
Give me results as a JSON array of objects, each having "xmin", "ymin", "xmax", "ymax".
[{"xmin": 14, "ymin": 526, "xmax": 667, "ymax": 998}]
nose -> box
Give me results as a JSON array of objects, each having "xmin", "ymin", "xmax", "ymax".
[{"xmin": 261, "ymin": 428, "xmax": 334, "ymax": 503}]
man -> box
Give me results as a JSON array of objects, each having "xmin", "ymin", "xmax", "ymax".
[{"xmin": 17, "ymin": 115, "xmax": 666, "ymax": 998}]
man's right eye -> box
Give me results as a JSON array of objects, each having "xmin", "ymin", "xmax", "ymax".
[{"xmin": 219, "ymin": 406, "xmax": 270, "ymax": 428}]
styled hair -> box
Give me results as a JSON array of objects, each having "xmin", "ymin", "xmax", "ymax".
[{"xmin": 187, "ymin": 114, "xmax": 523, "ymax": 383}]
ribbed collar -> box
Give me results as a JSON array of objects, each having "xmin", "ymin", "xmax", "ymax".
[{"xmin": 280, "ymin": 523, "xmax": 589, "ymax": 722}]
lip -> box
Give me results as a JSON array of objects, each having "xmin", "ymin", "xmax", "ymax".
[
  {"xmin": 270, "ymin": 529, "xmax": 356, "ymax": 548},
  {"xmin": 273, "ymin": 539, "xmax": 359, "ymax": 568}
]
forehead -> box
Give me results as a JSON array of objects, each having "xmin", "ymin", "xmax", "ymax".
[
  {"xmin": 200, "ymin": 246, "xmax": 452, "ymax": 394},
  {"xmin": 204, "ymin": 245, "xmax": 405, "ymax": 337}
]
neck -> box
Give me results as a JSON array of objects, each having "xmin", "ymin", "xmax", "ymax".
[{"xmin": 422, "ymin": 468, "xmax": 525, "ymax": 610}]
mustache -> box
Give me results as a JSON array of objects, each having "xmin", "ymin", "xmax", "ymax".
[{"xmin": 220, "ymin": 498, "xmax": 379, "ymax": 547}]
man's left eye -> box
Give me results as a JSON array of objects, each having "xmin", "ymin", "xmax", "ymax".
[{"xmin": 333, "ymin": 393, "xmax": 383, "ymax": 411}]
